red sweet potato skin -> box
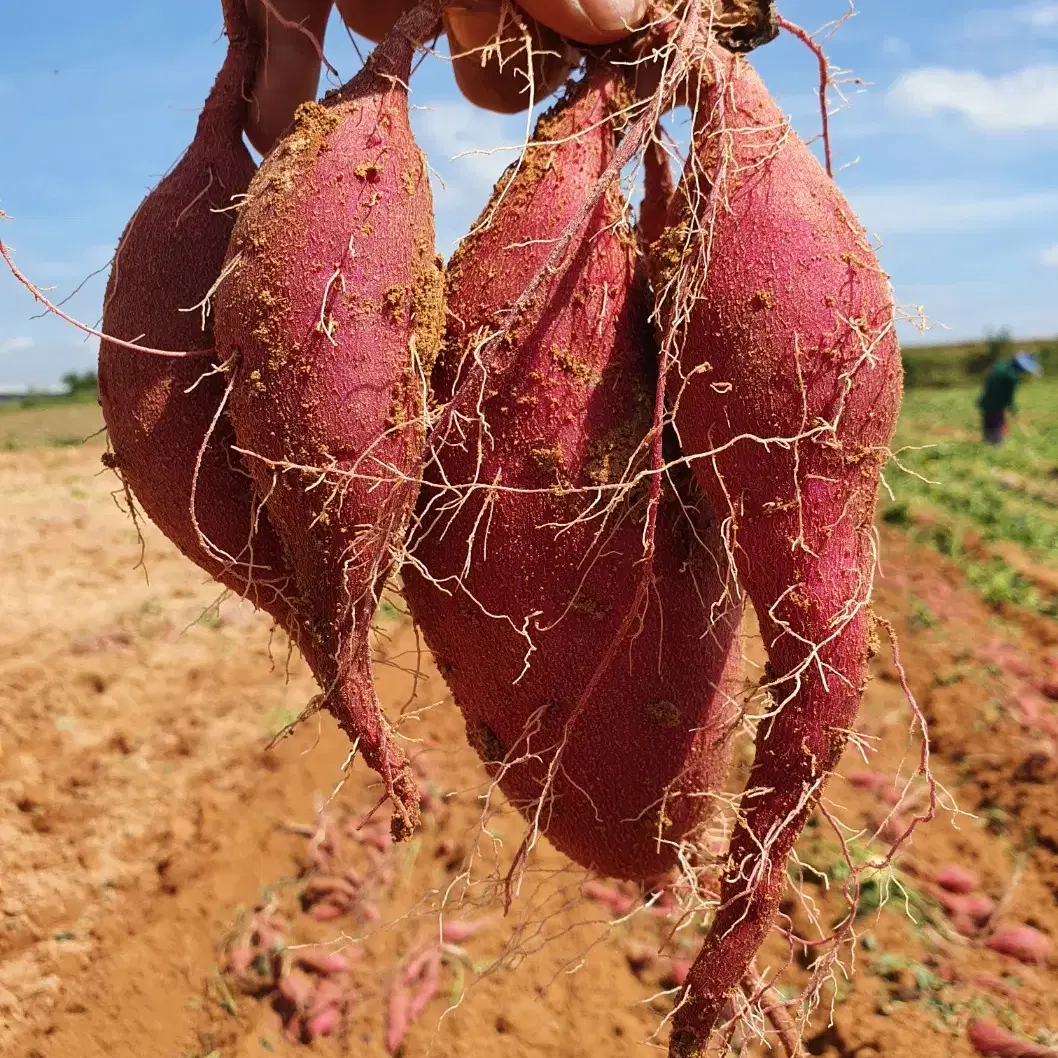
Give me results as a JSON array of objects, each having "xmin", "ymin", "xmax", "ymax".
[
  {"xmin": 97, "ymin": 0, "xmax": 296, "ymax": 625},
  {"xmin": 404, "ymin": 72, "xmax": 742, "ymax": 881},
  {"xmin": 214, "ymin": 20, "xmax": 444, "ymax": 834},
  {"xmin": 653, "ymin": 50, "xmax": 902, "ymax": 1054}
]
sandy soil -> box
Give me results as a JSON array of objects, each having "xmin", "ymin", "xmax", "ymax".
[{"xmin": 1, "ymin": 439, "xmax": 1056, "ymax": 1058}]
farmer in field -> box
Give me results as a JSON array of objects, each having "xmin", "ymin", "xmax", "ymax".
[
  {"xmin": 977, "ymin": 351, "xmax": 1042, "ymax": 445},
  {"xmin": 245, "ymin": 0, "xmax": 643, "ymax": 152}
]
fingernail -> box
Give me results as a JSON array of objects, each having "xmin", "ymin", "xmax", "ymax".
[{"xmin": 577, "ymin": 0, "xmax": 648, "ymax": 35}]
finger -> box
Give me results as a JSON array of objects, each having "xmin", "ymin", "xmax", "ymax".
[
  {"xmin": 446, "ymin": 5, "xmax": 575, "ymax": 114},
  {"xmin": 245, "ymin": 0, "xmax": 332, "ymax": 155},
  {"xmin": 516, "ymin": 0, "xmax": 647, "ymax": 44},
  {"xmin": 333, "ymin": 0, "xmax": 418, "ymax": 43}
]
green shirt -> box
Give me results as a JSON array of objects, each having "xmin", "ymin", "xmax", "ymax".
[{"xmin": 978, "ymin": 360, "xmax": 1021, "ymax": 415}]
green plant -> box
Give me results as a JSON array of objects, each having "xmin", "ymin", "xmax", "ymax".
[{"xmin": 909, "ymin": 597, "xmax": 937, "ymax": 630}]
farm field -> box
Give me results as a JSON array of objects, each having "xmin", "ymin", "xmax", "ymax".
[
  {"xmin": 0, "ymin": 401, "xmax": 106, "ymax": 451},
  {"xmin": 0, "ymin": 402, "xmax": 1056, "ymax": 1058},
  {"xmin": 885, "ymin": 378, "xmax": 1058, "ymax": 616}
]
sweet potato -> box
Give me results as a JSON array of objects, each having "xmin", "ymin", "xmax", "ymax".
[
  {"xmin": 403, "ymin": 69, "xmax": 742, "ymax": 881},
  {"xmin": 987, "ymin": 925, "xmax": 1052, "ymax": 965},
  {"xmin": 652, "ymin": 45, "xmax": 902, "ymax": 1052},
  {"xmin": 968, "ymin": 1020, "xmax": 1058, "ymax": 1058},
  {"xmin": 935, "ymin": 864, "xmax": 979, "ymax": 895},
  {"xmin": 97, "ymin": 0, "xmax": 297, "ymax": 628},
  {"xmin": 214, "ymin": 2, "xmax": 445, "ymax": 837},
  {"xmin": 639, "ymin": 130, "xmax": 676, "ymax": 254},
  {"xmin": 304, "ymin": 1005, "xmax": 342, "ymax": 1040}
]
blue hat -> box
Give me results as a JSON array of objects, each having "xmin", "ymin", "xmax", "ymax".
[{"xmin": 1013, "ymin": 351, "xmax": 1042, "ymax": 375}]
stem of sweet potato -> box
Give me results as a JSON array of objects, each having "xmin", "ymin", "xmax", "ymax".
[
  {"xmin": 333, "ymin": 0, "xmax": 443, "ymax": 100},
  {"xmin": 670, "ymin": 601, "xmax": 871, "ymax": 1057}
]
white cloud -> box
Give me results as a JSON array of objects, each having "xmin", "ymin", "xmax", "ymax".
[
  {"xmin": 1025, "ymin": 2, "xmax": 1058, "ymax": 28},
  {"xmin": 412, "ymin": 99, "xmax": 525, "ymax": 208},
  {"xmin": 888, "ymin": 65, "xmax": 1058, "ymax": 133},
  {"xmin": 849, "ymin": 184, "xmax": 1058, "ymax": 236},
  {"xmin": 0, "ymin": 336, "xmax": 33, "ymax": 355},
  {"xmin": 1041, "ymin": 244, "xmax": 1058, "ymax": 266},
  {"xmin": 963, "ymin": 3, "xmax": 1058, "ymax": 38},
  {"xmin": 410, "ymin": 98, "xmax": 531, "ymax": 254}
]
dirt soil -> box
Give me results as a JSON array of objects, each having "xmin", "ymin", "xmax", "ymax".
[{"xmin": 1, "ymin": 442, "xmax": 1056, "ymax": 1058}]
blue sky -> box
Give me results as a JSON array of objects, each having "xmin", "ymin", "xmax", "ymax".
[{"xmin": 1, "ymin": 0, "xmax": 1056, "ymax": 386}]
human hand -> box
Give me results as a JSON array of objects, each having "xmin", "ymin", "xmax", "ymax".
[{"xmin": 245, "ymin": 1, "xmax": 646, "ymax": 153}]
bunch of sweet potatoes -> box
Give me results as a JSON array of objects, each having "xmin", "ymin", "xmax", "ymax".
[{"xmin": 88, "ymin": 2, "xmax": 903, "ymax": 1054}]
